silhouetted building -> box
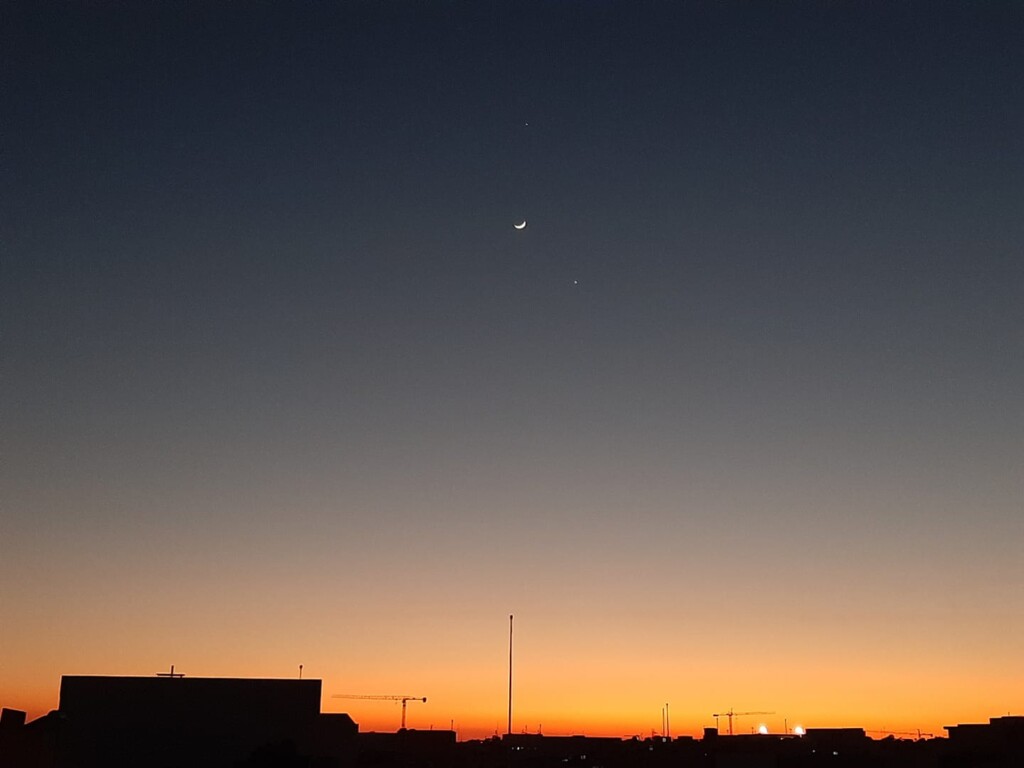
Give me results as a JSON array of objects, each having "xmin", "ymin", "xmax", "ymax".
[
  {"xmin": 0, "ymin": 708, "xmax": 60, "ymax": 768},
  {"xmin": 0, "ymin": 709, "xmax": 27, "ymax": 767},
  {"xmin": 801, "ymin": 727, "xmax": 870, "ymax": 750},
  {"xmin": 5, "ymin": 676, "xmax": 1022, "ymax": 768},
  {"xmin": 501, "ymin": 732, "xmax": 660, "ymax": 768},
  {"xmin": 357, "ymin": 729, "xmax": 457, "ymax": 768},
  {"xmin": 0, "ymin": 710, "xmax": 26, "ymax": 731},
  {"xmin": 943, "ymin": 715, "xmax": 1024, "ymax": 767},
  {"xmin": 52, "ymin": 675, "xmax": 356, "ymax": 768}
]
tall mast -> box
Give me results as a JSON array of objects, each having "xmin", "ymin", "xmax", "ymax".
[{"xmin": 507, "ymin": 614, "xmax": 514, "ymax": 735}]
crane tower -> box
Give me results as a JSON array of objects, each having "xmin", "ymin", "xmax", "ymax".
[
  {"xmin": 712, "ymin": 709, "xmax": 775, "ymax": 736},
  {"xmin": 331, "ymin": 694, "xmax": 427, "ymax": 730}
]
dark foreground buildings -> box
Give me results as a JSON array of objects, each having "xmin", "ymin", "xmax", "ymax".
[
  {"xmin": 1, "ymin": 674, "xmax": 1021, "ymax": 767},
  {"xmin": 0, "ymin": 675, "xmax": 359, "ymax": 768}
]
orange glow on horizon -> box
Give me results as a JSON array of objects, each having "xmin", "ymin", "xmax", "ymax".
[
  {"xmin": 4, "ymin": 660, "xmax": 1018, "ymax": 744},
  {"xmin": 3, "ymin": 572, "xmax": 1020, "ymax": 742}
]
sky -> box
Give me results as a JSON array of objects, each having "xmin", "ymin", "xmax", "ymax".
[{"xmin": 2, "ymin": 0, "xmax": 1022, "ymax": 740}]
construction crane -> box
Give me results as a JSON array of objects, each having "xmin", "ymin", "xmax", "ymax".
[
  {"xmin": 867, "ymin": 729, "xmax": 935, "ymax": 740},
  {"xmin": 712, "ymin": 709, "xmax": 775, "ymax": 736},
  {"xmin": 331, "ymin": 694, "xmax": 427, "ymax": 730}
]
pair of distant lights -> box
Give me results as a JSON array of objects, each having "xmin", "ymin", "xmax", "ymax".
[{"xmin": 755, "ymin": 725, "xmax": 805, "ymax": 736}]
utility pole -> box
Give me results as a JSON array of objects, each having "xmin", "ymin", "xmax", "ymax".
[{"xmin": 507, "ymin": 614, "xmax": 514, "ymax": 736}]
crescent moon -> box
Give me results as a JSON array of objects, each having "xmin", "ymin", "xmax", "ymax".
[{"xmin": 514, "ymin": 220, "xmax": 527, "ymax": 230}]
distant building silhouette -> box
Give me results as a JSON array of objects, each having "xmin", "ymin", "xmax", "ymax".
[
  {"xmin": 0, "ymin": 710, "xmax": 26, "ymax": 731},
  {"xmin": 943, "ymin": 715, "xmax": 1024, "ymax": 768},
  {"xmin": 1, "ymin": 706, "xmax": 60, "ymax": 768},
  {"xmin": 11, "ymin": 675, "xmax": 358, "ymax": 768},
  {"xmin": 357, "ymin": 729, "xmax": 457, "ymax": 768},
  {"xmin": 3, "ymin": 676, "xmax": 1023, "ymax": 768}
]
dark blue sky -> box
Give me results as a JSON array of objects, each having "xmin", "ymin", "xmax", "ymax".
[{"xmin": 2, "ymin": 1, "xmax": 1022, "ymax": 731}]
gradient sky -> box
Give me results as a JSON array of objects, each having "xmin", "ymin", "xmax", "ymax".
[{"xmin": 2, "ymin": 1, "xmax": 1022, "ymax": 739}]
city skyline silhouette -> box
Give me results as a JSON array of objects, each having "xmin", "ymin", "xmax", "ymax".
[{"xmin": 2, "ymin": 670, "xmax": 1022, "ymax": 766}]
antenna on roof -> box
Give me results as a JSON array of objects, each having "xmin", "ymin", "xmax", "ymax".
[{"xmin": 156, "ymin": 664, "xmax": 185, "ymax": 678}]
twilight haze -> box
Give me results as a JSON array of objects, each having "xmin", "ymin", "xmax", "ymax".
[{"xmin": 2, "ymin": 1, "xmax": 1021, "ymax": 739}]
